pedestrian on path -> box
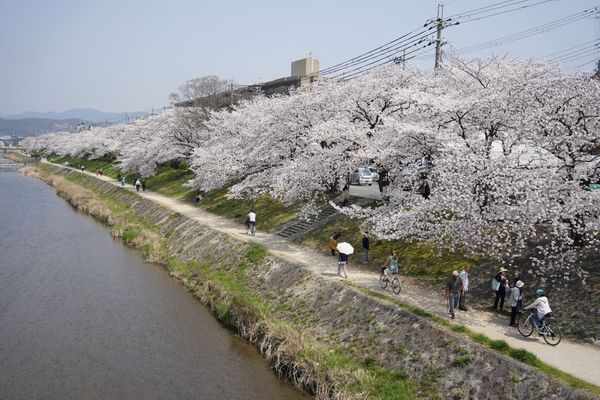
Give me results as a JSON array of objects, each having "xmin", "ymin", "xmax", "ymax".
[
  {"xmin": 492, "ymin": 267, "xmax": 509, "ymax": 311},
  {"xmin": 95, "ymin": 168, "xmax": 99, "ymax": 176},
  {"xmin": 99, "ymin": 168, "xmax": 103, "ymax": 176},
  {"xmin": 338, "ymin": 252, "xmax": 349, "ymax": 279},
  {"xmin": 362, "ymin": 233, "xmax": 369, "ymax": 263},
  {"xmin": 458, "ymin": 264, "xmax": 470, "ymax": 311},
  {"xmin": 341, "ymin": 184, "xmax": 350, "ymax": 206},
  {"xmin": 446, "ymin": 270, "xmax": 463, "ymax": 319},
  {"xmin": 329, "ymin": 231, "xmax": 340, "ymax": 256},
  {"xmin": 135, "ymin": 178, "xmax": 141, "ymax": 192},
  {"xmin": 120, "ymin": 176, "xmax": 126, "ymax": 186},
  {"xmin": 80, "ymin": 165, "xmax": 85, "ymax": 172},
  {"xmin": 509, "ymin": 280, "xmax": 524, "ymax": 327},
  {"xmin": 141, "ymin": 179, "xmax": 146, "ymax": 191},
  {"xmin": 512, "ymin": 271, "xmax": 523, "ymax": 311}
]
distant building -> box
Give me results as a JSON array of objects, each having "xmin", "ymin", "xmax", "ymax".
[{"xmin": 175, "ymin": 56, "xmax": 320, "ymax": 107}]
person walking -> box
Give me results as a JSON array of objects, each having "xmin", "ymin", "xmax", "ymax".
[
  {"xmin": 141, "ymin": 179, "xmax": 146, "ymax": 191},
  {"xmin": 458, "ymin": 265, "xmax": 470, "ymax": 311},
  {"xmin": 120, "ymin": 176, "xmax": 126, "ymax": 186},
  {"xmin": 341, "ymin": 183, "xmax": 350, "ymax": 206},
  {"xmin": 362, "ymin": 233, "xmax": 370, "ymax": 263},
  {"xmin": 509, "ymin": 280, "xmax": 524, "ymax": 327},
  {"xmin": 329, "ymin": 231, "xmax": 341, "ymax": 256},
  {"xmin": 512, "ymin": 271, "xmax": 523, "ymax": 311},
  {"xmin": 99, "ymin": 168, "xmax": 103, "ymax": 176},
  {"xmin": 135, "ymin": 178, "xmax": 141, "ymax": 192},
  {"xmin": 492, "ymin": 267, "xmax": 509, "ymax": 312},
  {"xmin": 446, "ymin": 270, "xmax": 463, "ymax": 319},
  {"xmin": 246, "ymin": 209, "xmax": 256, "ymax": 235},
  {"xmin": 337, "ymin": 252, "xmax": 349, "ymax": 279}
]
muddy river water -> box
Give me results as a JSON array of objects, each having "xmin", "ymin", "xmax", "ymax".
[{"xmin": 0, "ymin": 171, "xmax": 307, "ymax": 399}]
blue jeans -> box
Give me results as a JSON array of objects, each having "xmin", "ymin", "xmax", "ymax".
[
  {"xmin": 448, "ymin": 293, "xmax": 459, "ymax": 316},
  {"xmin": 531, "ymin": 313, "xmax": 541, "ymax": 329}
]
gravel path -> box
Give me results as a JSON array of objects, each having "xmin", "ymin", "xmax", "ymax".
[{"xmin": 57, "ymin": 164, "xmax": 600, "ymax": 387}]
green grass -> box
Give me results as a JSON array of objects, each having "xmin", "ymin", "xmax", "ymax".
[
  {"xmin": 47, "ymin": 155, "xmax": 300, "ymax": 232},
  {"xmin": 197, "ymin": 186, "xmax": 300, "ymax": 232},
  {"xmin": 145, "ymin": 163, "xmax": 195, "ymax": 199},
  {"xmin": 297, "ymin": 215, "xmax": 478, "ymax": 281},
  {"xmin": 51, "ymin": 155, "xmax": 122, "ymax": 179},
  {"xmin": 166, "ymin": 256, "xmax": 419, "ymax": 398},
  {"xmin": 347, "ymin": 283, "xmax": 600, "ymax": 396}
]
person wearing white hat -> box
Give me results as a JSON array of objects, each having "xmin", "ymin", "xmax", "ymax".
[
  {"xmin": 509, "ymin": 280, "xmax": 525, "ymax": 327},
  {"xmin": 492, "ymin": 267, "xmax": 509, "ymax": 311}
]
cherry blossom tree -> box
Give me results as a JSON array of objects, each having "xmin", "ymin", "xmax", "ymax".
[{"xmin": 23, "ymin": 57, "xmax": 600, "ymax": 279}]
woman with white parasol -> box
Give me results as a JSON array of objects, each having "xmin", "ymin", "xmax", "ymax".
[{"xmin": 336, "ymin": 242, "xmax": 354, "ymax": 279}]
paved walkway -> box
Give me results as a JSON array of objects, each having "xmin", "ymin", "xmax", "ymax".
[{"xmin": 51, "ymin": 163, "xmax": 600, "ymax": 387}]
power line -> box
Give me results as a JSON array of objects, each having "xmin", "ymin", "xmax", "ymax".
[
  {"xmin": 456, "ymin": 7, "xmax": 600, "ymax": 55},
  {"xmin": 548, "ymin": 44, "xmax": 600, "ymax": 63},
  {"xmin": 342, "ymin": 42, "xmax": 434, "ymax": 80},
  {"xmin": 541, "ymin": 39, "xmax": 599, "ymax": 59},
  {"xmin": 450, "ymin": 0, "xmax": 555, "ymax": 24},
  {"xmin": 573, "ymin": 57, "xmax": 600, "ymax": 69},
  {"xmin": 447, "ymin": 0, "xmax": 532, "ymax": 19},
  {"xmin": 317, "ymin": 26, "xmax": 436, "ymax": 76}
]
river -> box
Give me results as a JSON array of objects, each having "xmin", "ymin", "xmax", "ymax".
[{"xmin": 0, "ymin": 171, "xmax": 307, "ymax": 400}]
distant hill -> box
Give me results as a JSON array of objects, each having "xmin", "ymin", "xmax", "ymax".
[
  {"xmin": 0, "ymin": 118, "xmax": 81, "ymax": 137},
  {"xmin": 5, "ymin": 108, "xmax": 148, "ymax": 123}
]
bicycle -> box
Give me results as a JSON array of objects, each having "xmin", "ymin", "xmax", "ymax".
[
  {"xmin": 517, "ymin": 312, "xmax": 562, "ymax": 346},
  {"xmin": 379, "ymin": 267, "xmax": 401, "ymax": 295}
]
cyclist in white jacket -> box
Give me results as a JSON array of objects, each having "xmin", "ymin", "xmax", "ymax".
[{"xmin": 523, "ymin": 289, "xmax": 553, "ymax": 331}]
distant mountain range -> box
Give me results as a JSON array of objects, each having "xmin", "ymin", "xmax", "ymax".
[
  {"xmin": 3, "ymin": 108, "xmax": 148, "ymax": 123},
  {"xmin": 0, "ymin": 108, "xmax": 150, "ymax": 137},
  {"xmin": 0, "ymin": 118, "xmax": 81, "ymax": 137}
]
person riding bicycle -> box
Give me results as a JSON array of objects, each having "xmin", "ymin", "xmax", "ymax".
[
  {"xmin": 523, "ymin": 289, "xmax": 553, "ymax": 333},
  {"xmin": 381, "ymin": 250, "xmax": 399, "ymax": 282},
  {"xmin": 246, "ymin": 209, "xmax": 256, "ymax": 234}
]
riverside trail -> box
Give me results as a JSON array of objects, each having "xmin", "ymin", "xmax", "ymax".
[{"xmin": 47, "ymin": 162, "xmax": 600, "ymax": 388}]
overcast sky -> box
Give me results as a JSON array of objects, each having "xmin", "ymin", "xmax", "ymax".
[{"xmin": 0, "ymin": 0, "xmax": 598, "ymax": 115}]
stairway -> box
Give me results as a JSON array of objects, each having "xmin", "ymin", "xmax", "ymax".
[{"xmin": 275, "ymin": 196, "xmax": 360, "ymax": 240}]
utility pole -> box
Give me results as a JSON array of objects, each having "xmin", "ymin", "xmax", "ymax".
[{"xmin": 434, "ymin": 3, "xmax": 444, "ymax": 70}]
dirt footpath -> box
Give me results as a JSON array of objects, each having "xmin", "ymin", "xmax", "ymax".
[{"xmin": 63, "ymin": 163, "xmax": 600, "ymax": 387}]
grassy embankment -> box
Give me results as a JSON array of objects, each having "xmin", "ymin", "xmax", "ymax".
[
  {"xmin": 350, "ymin": 283, "xmax": 600, "ymax": 396},
  {"xmin": 39, "ymin": 158, "xmax": 600, "ymax": 394},
  {"xmin": 50, "ymin": 155, "xmax": 299, "ymax": 232},
  {"xmin": 29, "ymin": 163, "xmax": 420, "ymax": 399}
]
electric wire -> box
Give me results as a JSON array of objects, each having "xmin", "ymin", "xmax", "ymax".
[
  {"xmin": 451, "ymin": 0, "xmax": 554, "ymax": 24},
  {"xmin": 317, "ymin": 27, "xmax": 436, "ymax": 76},
  {"xmin": 455, "ymin": 7, "xmax": 599, "ymax": 54}
]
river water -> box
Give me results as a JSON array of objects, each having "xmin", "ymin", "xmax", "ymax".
[{"xmin": 0, "ymin": 171, "xmax": 307, "ymax": 400}]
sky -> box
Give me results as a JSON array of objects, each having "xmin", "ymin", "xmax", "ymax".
[{"xmin": 0, "ymin": 0, "xmax": 598, "ymax": 115}]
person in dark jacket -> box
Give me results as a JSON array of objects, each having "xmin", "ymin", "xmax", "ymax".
[
  {"xmin": 362, "ymin": 233, "xmax": 370, "ymax": 263},
  {"xmin": 492, "ymin": 267, "xmax": 509, "ymax": 311}
]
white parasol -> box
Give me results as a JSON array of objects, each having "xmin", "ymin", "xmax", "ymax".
[{"xmin": 336, "ymin": 242, "xmax": 354, "ymax": 255}]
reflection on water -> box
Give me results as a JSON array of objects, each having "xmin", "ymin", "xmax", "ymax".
[{"xmin": 0, "ymin": 172, "xmax": 306, "ymax": 400}]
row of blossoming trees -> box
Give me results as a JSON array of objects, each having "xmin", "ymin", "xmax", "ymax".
[{"xmin": 24, "ymin": 57, "xmax": 600, "ymax": 282}]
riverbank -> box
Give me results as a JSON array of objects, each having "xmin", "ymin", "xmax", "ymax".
[{"xmin": 23, "ymin": 163, "xmax": 599, "ymax": 399}]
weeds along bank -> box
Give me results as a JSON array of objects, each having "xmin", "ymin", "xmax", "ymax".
[{"xmin": 22, "ymin": 164, "xmax": 597, "ymax": 400}]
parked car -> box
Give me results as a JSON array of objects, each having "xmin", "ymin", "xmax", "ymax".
[
  {"xmin": 367, "ymin": 166, "xmax": 379, "ymax": 181},
  {"xmin": 350, "ymin": 167, "xmax": 374, "ymax": 185}
]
